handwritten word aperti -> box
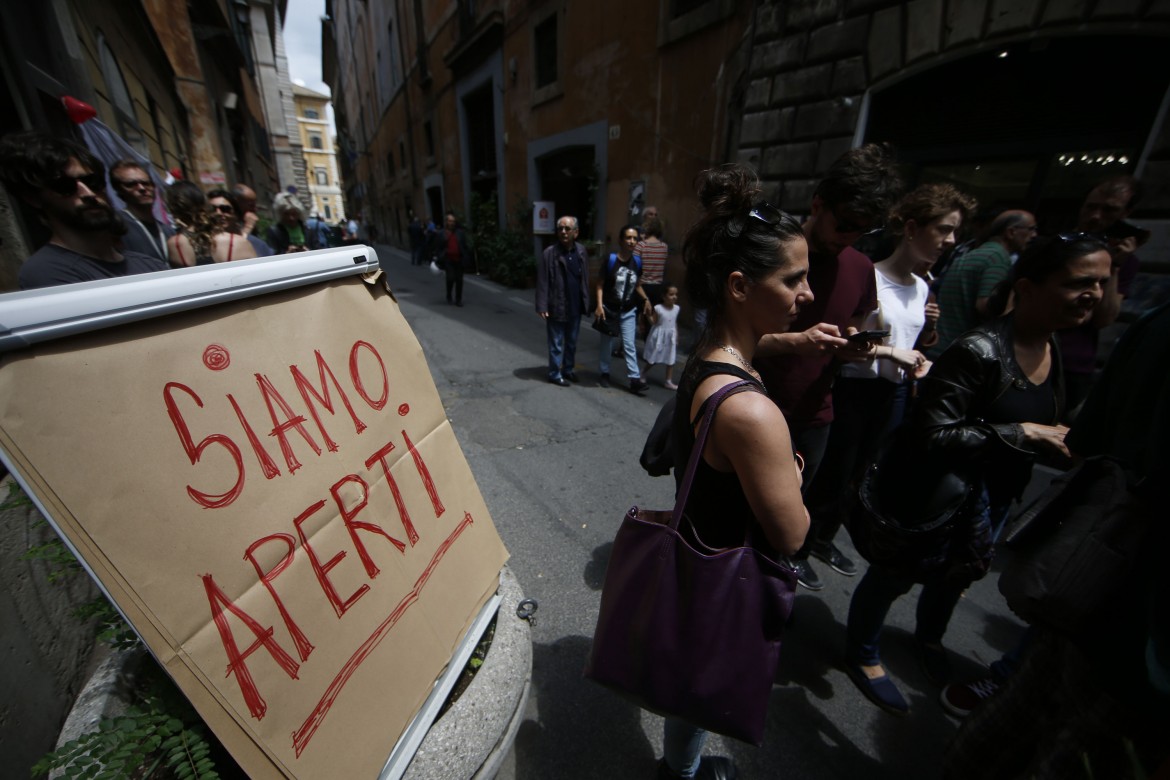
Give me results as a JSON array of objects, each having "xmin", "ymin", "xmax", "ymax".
[
  {"xmin": 200, "ymin": 428, "xmax": 448, "ymax": 729},
  {"xmin": 164, "ymin": 340, "xmax": 392, "ymax": 509},
  {"xmin": 164, "ymin": 338, "xmax": 460, "ymax": 752}
]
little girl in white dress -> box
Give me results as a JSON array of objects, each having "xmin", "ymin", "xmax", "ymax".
[{"xmin": 642, "ymin": 285, "xmax": 681, "ymax": 389}]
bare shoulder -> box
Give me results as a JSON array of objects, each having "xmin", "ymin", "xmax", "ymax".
[
  {"xmin": 718, "ymin": 387, "xmax": 785, "ymax": 429},
  {"xmin": 693, "ymin": 376, "xmax": 785, "ymax": 428}
]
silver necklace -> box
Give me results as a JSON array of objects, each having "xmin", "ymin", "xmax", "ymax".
[{"xmin": 714, "ymin": 343, "xmax": 764, "ymax": 387}]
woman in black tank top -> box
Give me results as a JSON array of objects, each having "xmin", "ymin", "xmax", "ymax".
[{"xmin": 657, "ymin": 165, "xmax": 813, "ymax": 780}]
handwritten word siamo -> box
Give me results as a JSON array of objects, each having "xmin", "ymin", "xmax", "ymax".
[{"xmin": 165, "ymin": 340, "xmax": 394, "ymax": 509}]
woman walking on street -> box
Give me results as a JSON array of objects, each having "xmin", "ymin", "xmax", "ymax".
[
  {"xmin": 596, "ymin": 225, "xmax": 652, "ymax": 393},
  {"xmin": 656, "ymin": 165, "xmax": 812, "ymax": 780},
  {"xmin": 843, "ymin": 234, "xmax": 1112, "ymax": 715}
]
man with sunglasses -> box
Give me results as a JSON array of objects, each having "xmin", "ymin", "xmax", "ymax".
[
  {"xmin": 0, "ymin": 132, "xmax": 167, "ymax": 290},
  {"xmin": 109, "ymin": 159, "xmax": 174, "ymax": 264},
  {"xmin": 754, "ymin": 143, "xmax": 904, "ymax": 591}
]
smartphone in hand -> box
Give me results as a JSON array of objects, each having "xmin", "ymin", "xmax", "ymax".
[{"xmin": 847, "ymin": 329, "xmax": 890, "ymax": 343}]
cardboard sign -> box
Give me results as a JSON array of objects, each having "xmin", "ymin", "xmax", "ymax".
[{"xmin": 0, "ymin": 275, "xmax": 508, "ymax": 778}]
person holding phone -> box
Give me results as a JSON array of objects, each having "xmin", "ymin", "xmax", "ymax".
[
  {"xmin": 802, "ymin": 184, "xmax": 976, "ymax": 600},
  {"xmin": 843, "ymin": 234, "xmax": 1110, "ymax": 715},
  {"xmin": 753, "ymin": 143, "xmax": 905, "ymax": 590}
]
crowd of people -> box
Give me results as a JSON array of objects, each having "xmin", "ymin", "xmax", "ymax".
[
  {"xmin": 2, "ymin": 128, "xmax": 1165, "ymax": 780},
  {"xmin": 630, "ymin": 151, "xmax": 1165, "ymax": 780},
  {"xmin": 0, "ymin": 130, "xmax": 351, "ymax": 291}
]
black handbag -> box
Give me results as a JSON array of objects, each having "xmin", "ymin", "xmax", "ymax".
[
  {"xmin": 998, "ymin": 456, "xmax": 1148, "ymax": 633},
  {"xmin": 591, "ymin": 307, "xmax": 621, "ymax": 337},
  {"xmin": 846, "ymin": 439, "xmax": 980, "ymax": 582},
  {"xmin": 639, "ymin": 396, "xmax": 676, "ymax": 477}
]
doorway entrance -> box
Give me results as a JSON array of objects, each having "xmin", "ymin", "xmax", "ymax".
[{"xmin": 537, "ymin": 146, "xmax": 596, "ymax": 241}]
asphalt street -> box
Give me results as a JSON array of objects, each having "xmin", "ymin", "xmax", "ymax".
[{"xmin": 372, "ymin": 244, "xmax": 1034, "ymax": 780}]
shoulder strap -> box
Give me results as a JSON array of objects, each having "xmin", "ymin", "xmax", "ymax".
[
  {"xmin": 607, "ymin": 253, "xmax": 617, "ymax": 273},
  {"xmin": 671, "ymin": 380, "xmax": 757, "ymax": 529}
]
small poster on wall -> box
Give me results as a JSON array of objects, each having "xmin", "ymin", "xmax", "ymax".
[{"xmin": 533, "ymin": 201, "xmax": 555, "ymax": 235}]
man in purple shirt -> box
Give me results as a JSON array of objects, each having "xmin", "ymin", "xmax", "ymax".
[{"xmin": 755, "ymin": 143, "xmax": 904, "ymax": 590}]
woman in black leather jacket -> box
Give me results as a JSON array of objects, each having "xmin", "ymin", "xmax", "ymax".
[{"xmin": 842, "ymin": 234, "xmax": 1113, "ymax": 714}]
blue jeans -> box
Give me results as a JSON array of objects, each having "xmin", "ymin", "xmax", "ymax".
[
  {"xmin": 846, "ymin": 565, "xmax": 966, "ymax": 666},
  {"xmin": 663, "ymin": 717, "xmax": 707, "ymax": 778},
  {"xmin": 546, "ymin": 316, "xmax": 582, "ymax": 381},
  {"xmin": 598, "ymin": 308, "xmax": 640, "ymax": 379}
]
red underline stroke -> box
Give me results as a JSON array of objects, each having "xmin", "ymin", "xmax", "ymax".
[{"xmin": 291, "ymin": 511, "xmax": 476, "ymax": 757}]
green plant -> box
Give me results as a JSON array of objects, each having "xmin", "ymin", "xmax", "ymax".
[
  {"xmin": 470, "ymin": 193, "xmax": 535, "ymax": 288},
  {"xmin": 8, "ymin": 479, "xmax": 223, "ymax": 779},
  {"xmin": 32, "ymin": 667, "xmax": 220, "ymax": 780},
  {"xmin": 1, "ymin": 479, "xmax": 33, "ymax": 510}
]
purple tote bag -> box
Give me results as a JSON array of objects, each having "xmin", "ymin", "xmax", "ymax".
[{"xmin": 584, "ymin": 380, "xmax": 798, "ymax": 745}]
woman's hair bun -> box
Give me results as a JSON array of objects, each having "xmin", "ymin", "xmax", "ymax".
[{"xmin": 696, "ymin": 164, "xmax": 761, "ymax": 217}]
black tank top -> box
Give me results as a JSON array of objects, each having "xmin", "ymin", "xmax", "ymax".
[{"xmin": 671, "ymin": 360, "xmax": 779, "ymax": 554}]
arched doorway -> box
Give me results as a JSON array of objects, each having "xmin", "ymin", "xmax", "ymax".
[{"xmin": 865, "ymin": 34, "xmax": 1169, "ymax": 229}]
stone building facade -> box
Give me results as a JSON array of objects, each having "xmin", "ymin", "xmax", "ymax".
[
  {"xmin": 324, "ymin": 0, "xmax": 1170, "ymax": 282},
  {"xmin": 292, "ymin": 84, "xmax": 346, "ymax": 223},
  {"xmin": 323, "ymin": 0, "xmax": 753, "ymax": 260},
  {"xmin": 737, "ymin": 0, "xmax": 1170, "ymax": 259}
]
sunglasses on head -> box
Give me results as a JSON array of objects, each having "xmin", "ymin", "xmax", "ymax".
[
  {"xmin": 45, "ymin": 172, "xmax": 106, "ymax": 196},
  {"xmin": 748, "ymin": 201, "xmax": 783, "ymax": 226},
  {"xmin": 1056, "ymin": 232, "xmax": 1108, "ymax": 245}
]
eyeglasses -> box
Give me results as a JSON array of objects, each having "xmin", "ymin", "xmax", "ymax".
[
  {"xmin": 210, "ymin": 204, "xmax": 236, "ymax": 215},
  {"xmin": 45, "ymin": 172, "xmax": 106, "ymax": 196},
  {"xmin": 556, "ymin": 225, "xmax": 577, "ymax": 232}
]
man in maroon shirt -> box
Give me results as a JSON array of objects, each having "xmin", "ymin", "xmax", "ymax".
[{"xmin": 755, "ymin": 143, "xmax": 904, "ymax": 590}]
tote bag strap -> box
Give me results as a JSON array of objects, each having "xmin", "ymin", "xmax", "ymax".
[{"xmin": 671, "ymin": 379, "xmax": 757, "ymax": 530}]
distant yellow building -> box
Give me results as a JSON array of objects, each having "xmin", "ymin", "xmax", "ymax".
[{"xmin": 292, "ymin": 84, "xmax": 345, "ymax": 223}]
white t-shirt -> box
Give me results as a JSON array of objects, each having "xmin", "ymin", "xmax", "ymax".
[{"xmin": 840, "ymin": 267, "xmax": 928, "ymax": 383}]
